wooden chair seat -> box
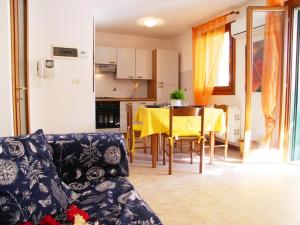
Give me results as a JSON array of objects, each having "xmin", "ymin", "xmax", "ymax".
[{"xmin": 133, "ymin": 124, "xmax": 143, "ymax": 132}]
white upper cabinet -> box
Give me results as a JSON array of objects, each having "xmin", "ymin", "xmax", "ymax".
[
  {"xmin": 95, "ymin": 47, "xmax": 117, "ymax": 64},
  {"xmin": 155, "ymin": 49, "xmax": 179, "ymax": 104},
  {"xmin": 164, "ymin": 50, "xmax": 179, "ymax": 86},
  {"xmin": 116, "ymin": 48, "xmax": 136, "ymax": 79},
  {"xmin": 135, "ymin": 49, "xmax": 152, "ymax": 80},
  {"xmin": 157, "ymin": 49, "xmax": 178, "ymax": 86}
]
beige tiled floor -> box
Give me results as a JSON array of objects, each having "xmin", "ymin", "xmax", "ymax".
[{"xmin": 128, "ymin": 149, "xmax": 300, "ymax": 225}]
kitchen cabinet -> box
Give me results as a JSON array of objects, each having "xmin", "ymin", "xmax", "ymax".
[
  {"xmin": 154, "ymin": 49, "xmax": 179, "ymax": 104},
  {"xmin": 135, "ymin": 49, "xmax": 152, "ymax": 80},
  {"xmin": 117, "ymin": 48, "xmax": 136, "ymax": 79},
  {"xmin": 95, "ymin": 47, "xmax": 116, "ymax": 64},
  {"xmin": 119, "ymin": 101, "xmax": 138, "ymax": 133}
]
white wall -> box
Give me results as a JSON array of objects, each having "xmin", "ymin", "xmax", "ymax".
[
  {"xmin": 95, "ymin": 31, "xmax": 175, "ymax": 99},
  {"xmin": 172, "ymin": 0, "xmax": 266, "ymax": 139},
  {"xmin": 95, "ymin": 73, "xmax": 148, "ymax": 98},
  {"xmin": 95, "ymin": 31, "xmax": 175, "ymax": 49},
  {"xmin": 0, "ymin": 0, "xmax": 14, "ymax": 137},
  {"xmin": 28, "ymin": 0, "xmax": 95, "ymax": 134},
  {"xmin": 173, "ymin": 31, "xmax": 194, "ymax": 104}
]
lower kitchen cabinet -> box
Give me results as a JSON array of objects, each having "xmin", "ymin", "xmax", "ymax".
[{"xmin": 119, "ymin": 101, "xmax": 156, "ymax": 133}]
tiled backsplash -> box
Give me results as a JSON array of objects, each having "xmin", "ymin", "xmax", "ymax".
[{"xmin": 95, "ymin": 72, "xmax": 148, "ymax": 98}]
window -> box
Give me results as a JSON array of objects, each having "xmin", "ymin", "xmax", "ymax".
[{"xmin": 213, "ymin": 24, "xmax": 235, "ymax": 95}]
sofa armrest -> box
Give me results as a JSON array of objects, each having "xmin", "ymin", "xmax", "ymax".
[{"xmin": 46, "ymin": 132, "xmax": 129, "ymax": 184}]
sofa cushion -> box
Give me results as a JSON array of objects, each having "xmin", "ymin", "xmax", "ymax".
[
  {"xmin": 46, "ymin": 132, "xmax": 129, "ymax": 185},
  {"xmin": 0, "ymin": 130, "xmax": 74, "ymax": 225},
  {"xmin": 68, "ymin": 177, "xmax": 162, "ymax": 225}
]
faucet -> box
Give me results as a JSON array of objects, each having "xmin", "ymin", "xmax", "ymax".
[{"xmin": 129, "ymin": 81, "xmax": 140, "ymax": 99}]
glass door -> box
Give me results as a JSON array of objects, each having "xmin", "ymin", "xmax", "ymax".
[
  {"xmin": 244, "ymin": 6, "xmax": 287, "ymax": 161},
  {"xmin": 290, "ymin": 8, "xmax": 300, "ymax": 162}
]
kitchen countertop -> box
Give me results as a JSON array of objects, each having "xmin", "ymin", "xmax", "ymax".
[{"xmin": 95, "ymin": 97, "xmax": 156, "ymax": 102}]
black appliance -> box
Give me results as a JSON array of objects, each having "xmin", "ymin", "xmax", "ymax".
[{"xmin": 96, "ymin": 101, "xmax": 120, "ymax": 129}]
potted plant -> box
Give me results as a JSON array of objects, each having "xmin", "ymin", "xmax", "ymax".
[{"xmin": 170, "ymin": 89, "xmax": 185, "ymax": 106}]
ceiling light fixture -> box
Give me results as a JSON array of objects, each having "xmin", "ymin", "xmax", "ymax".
[{"xmin": 138, "ymin": 17, "xmax": 163, "ymax": 28}]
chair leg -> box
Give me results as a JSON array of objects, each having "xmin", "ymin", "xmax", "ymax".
[
  {"xmin": 199, "ymin": 142, "xmax": 204, "ymax": 174},
  {"xmin": 143, "ymin": 137, "xmax": 147, "ymax": 154},
  {"xmin": 130, "ymin": 151, "xmax": 133, "ymax": 163},
  {"xmin": 163, "ymin": 135, "xmax": 166, "ymax": 165},
  {"xmin": 190, "ymin": 142, "xmax": 193, "ymax": 164},
  {"xmin": 127, "ymin": 134, "xmax": 133, "ymax": 163},
  {"xmin": 225, "ymin": 141, "xmax": 228, "ymax": 160},
  {"xmin": 169, "ymin": 144, "xmax": 173, "ymax": 175},
  {"xmin": 180, "ymin": 141, "xmax": 183, "ymax": 152}
]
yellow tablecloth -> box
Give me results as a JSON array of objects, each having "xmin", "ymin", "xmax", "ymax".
[{"xmin": 136, "ymin": 107, "xmax": 226, "ymax": 138}]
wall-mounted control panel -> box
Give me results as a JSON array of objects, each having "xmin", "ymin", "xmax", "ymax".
[{"xmin": 52, "ymin": 46, "xmax": 78, "ymax": 59}]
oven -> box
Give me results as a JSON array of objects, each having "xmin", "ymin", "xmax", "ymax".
[{"xmin": 95, "ymin": 101, "xmax": 120, "ymax": 130}]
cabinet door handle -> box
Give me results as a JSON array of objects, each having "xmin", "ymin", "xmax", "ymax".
[
  {"xmin": 158, "ymin": 85, "xmax": 164, "ymax": 88},
  {"xmin": 108, "ymin": 61, "xmax": 116, "ymax": 64},
  {"xmin": 137, "ymin": 76, "xmax": 143, "ymax": 79},
  {"xmin": 158, "ymin": 82, "xmax": 164, "ymax": 85},
  {"xmin": 128, "ymin": 76, "xmax": 134, "ymax": 78}
]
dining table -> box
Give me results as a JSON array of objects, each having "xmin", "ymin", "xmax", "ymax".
[{"xmin": 136, "ymin": 107, "xmax": 226, "ymax": 168}]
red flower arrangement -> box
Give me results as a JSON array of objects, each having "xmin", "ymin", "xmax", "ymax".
[
  {"xmin": 39, "ymin": 215, "xmax": 61, "ymax": 225},
  {"xmin": 66, "ymin": 204, "xmax": 90, "ymax": 223},
  {"xmin": 18, "ymin": 205, "xmax": 91, "ymax": 225}
]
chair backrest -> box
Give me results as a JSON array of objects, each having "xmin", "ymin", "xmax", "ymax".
[
  {"xmin": 214, "ymin": 104, "xmax": 229, "ymax": 136},
  {"xmin": 169, "ymin": 106, "xmax": 205, "ymax": 138},
  {"xmin": 126, "ymin": 103, "xmax": 133, "ymax": 129},
  {"xmin": 214, "ymin": 104, "xmax": 228, "ymax": 125}
]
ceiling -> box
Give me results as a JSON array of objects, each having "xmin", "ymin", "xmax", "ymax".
[{"xmin": 93, "ymin": 0, "xmax": 254, "ymax": 39}]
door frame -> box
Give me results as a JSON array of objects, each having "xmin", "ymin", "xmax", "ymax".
[
  {"xmin": 10, "ymin": 0, "xmax": 30, "ymax": 135},
  {"xmin": 244, "ymin": 6, "xmax": 288, "ymax": 161}
]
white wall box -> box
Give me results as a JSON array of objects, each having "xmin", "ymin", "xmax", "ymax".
[{"xmin": 95, "ymin": 47, "xmax": 117, "ymax": 64}]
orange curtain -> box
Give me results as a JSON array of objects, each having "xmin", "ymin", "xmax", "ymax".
[
  {"xmin": 261, "ymin": 0, "xmax": 284, "ymax": 146},
  {"xmin": 193, "ymin": 16, "xmax": 227, "ymax": 105}
]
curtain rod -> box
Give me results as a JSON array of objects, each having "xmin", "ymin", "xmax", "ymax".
[{"xmin": 193, "ymin": 11, "xmax": 240, "ymax": 29}]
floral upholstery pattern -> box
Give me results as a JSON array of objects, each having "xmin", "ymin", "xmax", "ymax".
[
  {"xmin": 0, "ymin": 130, "xmax": 74, "ymax": 225},
  {"xmin": 45, "ymin": 132, "xmax": 129, "ymax": 184},
  {"xmin": 46, "ymin": 132, "xmax": 162, "ymax": 225},
  {"xmin": 72, "ymin": 178, "xmax": 161, "ymax": 225}
]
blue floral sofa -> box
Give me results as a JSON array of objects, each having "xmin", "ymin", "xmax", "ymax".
[{"xmin": 0, "ymin": 130, "xmax": 162, "ymax": 225}]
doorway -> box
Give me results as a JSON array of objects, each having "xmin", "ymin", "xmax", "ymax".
[
  {"xmin": 244, "ymin": 6, "xmax": 287, "ymax": 162},
  {"xmin": 10, "ymin": 0, "xmax": 30, "ymax": 135}
]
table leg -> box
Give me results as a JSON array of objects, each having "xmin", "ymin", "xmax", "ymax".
[
  {"xmin": 151, "ymin": 134, "xmax": 158, "ymax": 168},
  {"xmin": 157, "ymin": 134, "xmax": 160, "ymax": 162},
  {"xmin": 209, "ymin": 131, "xmax": 215, "ymax": 165}
]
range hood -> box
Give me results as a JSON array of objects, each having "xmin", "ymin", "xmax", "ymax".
[{"xmin": 95, "ymin": 64, "xmax": 116, "ymax": 73}]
